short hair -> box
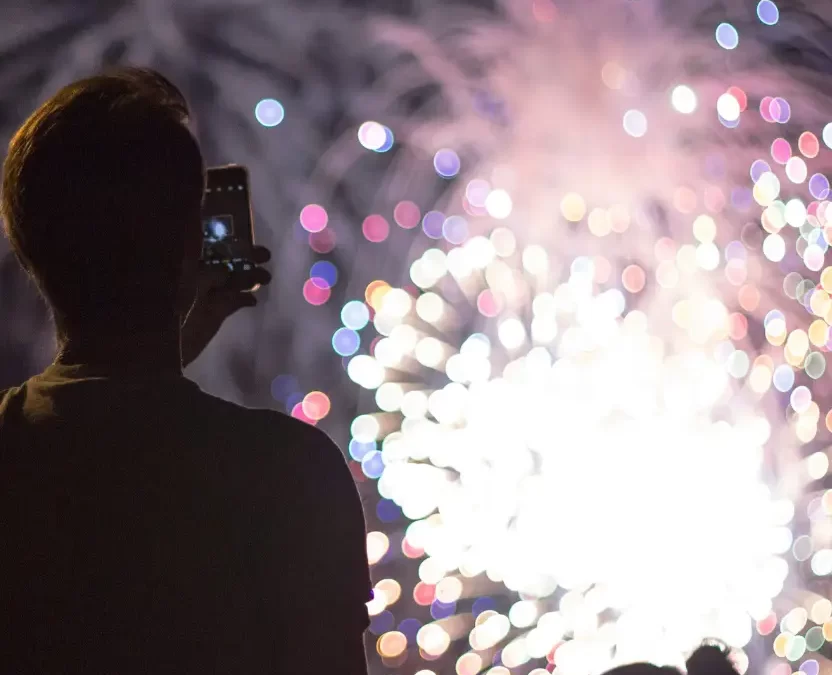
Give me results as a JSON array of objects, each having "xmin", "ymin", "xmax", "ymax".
[{"xmin": 1, "ymin": 67, "xmax": 205, "ymax": 329}]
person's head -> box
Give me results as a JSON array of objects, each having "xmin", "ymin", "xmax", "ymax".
[
  {"xmin": 1, "ymin": 67, "xmax": 205, "ymax": 336},
  {"xmin": 603, "ymin": 642, "xmax": 739, "ymax": 675}
]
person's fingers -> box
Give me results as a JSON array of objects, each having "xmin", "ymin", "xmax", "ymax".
[
  {"xmin": 251, "ymin": 246, "xmax": 271, "ymax": 265},
  {"xmin": 197, "ymin": 263, "xmax": 232, "ymax": 294},
  {"xmin": 224, "ymin": 266, "xmax": 272, "ymax": 292},
  {"xmin": 197, "ymin": 261, "xmax": 271, "ymax": 295}
]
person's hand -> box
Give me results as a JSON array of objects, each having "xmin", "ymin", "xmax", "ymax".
[{"xmin": 181, "ymin": 246, "xmax": 272, "ymax": 367}]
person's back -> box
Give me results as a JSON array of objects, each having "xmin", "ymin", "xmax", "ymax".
[
  {"xmin": 0, "ymin": 68, "xmax": 370, "ymax": 673},
  {"xmin": 0, "ymin": 366, "xmax": 370, "ymax": 673}
]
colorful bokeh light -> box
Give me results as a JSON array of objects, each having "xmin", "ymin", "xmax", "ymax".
[
  {"xmin": 254, "ymin": 98, "xmax": 285, "ymax": 127},
  {"xmin": 284, "ymin": 3, "xmax": 832, "ymax": 674}
]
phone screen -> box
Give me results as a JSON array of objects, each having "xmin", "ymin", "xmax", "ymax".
[{"xmin": 201, "ymin": 165, "xmax": 255, "ymax": 272}]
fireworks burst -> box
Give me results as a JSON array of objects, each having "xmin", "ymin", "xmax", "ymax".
[
  {"xmin": 352, "ymin": 250, "xmax": 790, "ymax": 672},
  {"xmin": 317, "ymin": 1, "xmax": 832, "ymax": 673}
]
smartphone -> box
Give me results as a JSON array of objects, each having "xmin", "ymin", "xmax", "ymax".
[{"xmin": 201, "ymin": 164, "xmax": 255, "ymax": 273}]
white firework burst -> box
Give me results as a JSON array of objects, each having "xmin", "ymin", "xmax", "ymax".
[{"xmin": 336, "ymin": 1, "xmax": 832, "ymax": 673}]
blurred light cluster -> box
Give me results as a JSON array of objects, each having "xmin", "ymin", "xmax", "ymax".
[
  {"xmin": 288, "ymin": 0, "xmax": 832, "ymax": 672},
  {"xmin": 270, "ymin": 374, "xmax": 332, "ymax": 425},
  {"xmin": 346, "ymin": 242, "xmax": 788, "ymax": 672},
  {"xmin": 359, "ymin": 121, "xmax": 395, "ymax": 153}
]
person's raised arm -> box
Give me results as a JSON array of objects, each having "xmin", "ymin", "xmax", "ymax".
[{"xmin": 180, "ymin": 246, "xmax": 272, "ymax": 368}]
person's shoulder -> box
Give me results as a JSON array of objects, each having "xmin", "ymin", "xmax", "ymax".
[
  {"xmin": 254, "ymin": 406, "xmax": 340, "ymax": 453},
  {"xmin": 238, "ymin": 405, "xmax": 358, "ymax": 508},
  {"xmin": 189, "ymin": 384, "xmax": 341, "ymax": 455}
]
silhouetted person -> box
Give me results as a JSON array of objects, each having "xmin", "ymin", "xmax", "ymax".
[
  {"xmin": 0, "ymin": 68, "xmax": 371, "ymax": 674},
  {"xmin": 604, "ymin": 642, "xmax": 740, "ymax": 675}
]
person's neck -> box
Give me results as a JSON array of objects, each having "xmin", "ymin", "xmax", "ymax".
[{"xmin": 54, "ymin": 318, "xmax": 183, "ymax": 376}]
